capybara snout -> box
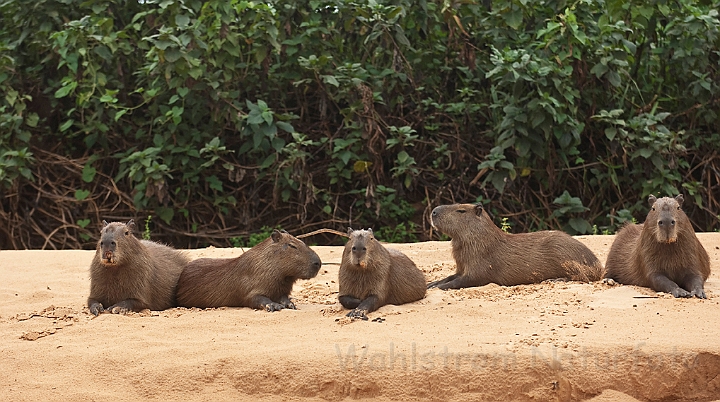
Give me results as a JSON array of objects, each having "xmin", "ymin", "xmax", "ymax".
[{"xmin": 651, "ymin": 195, "xmax": 681, "ymax": 243}]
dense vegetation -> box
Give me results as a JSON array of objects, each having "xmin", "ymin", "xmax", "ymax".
[{"xmin": 1, "ymin": 0, "xmax": 718, "ymax": 249}]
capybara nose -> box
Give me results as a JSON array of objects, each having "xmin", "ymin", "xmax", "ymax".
[{"xmin": 658, "ymin": 218, "xmax": 675, "ymax": 227}]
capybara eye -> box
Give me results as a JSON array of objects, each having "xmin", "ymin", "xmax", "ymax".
[
  {"xmin": 677, "ymin": 206, "xmax": 681, "ymax": 210},
  {"xmin": 289, "ymin": 244, "xmax": 298, "ymax": 249},
  {"xmin": 457, "ymin": 210, "xmax": 466, "ymax": 213},
  {"xmin": 651, "ymin": 207, "xmax": 655, "ymax": 211},
  {"xmin": 352, "ymin": 246, "xmax": 357, "ymax": 251},
  {"xmin": 125, "ymin": 231, "xmax": 129, "ymax": 236}
]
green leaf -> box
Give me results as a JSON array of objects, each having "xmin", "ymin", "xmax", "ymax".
[
  {"xmin": 606, "ymin": 70, "xmax": 621, "ymax": 87},
  {"xmin": 276, "ymin": 121, "xmax": 294, "ymax": 133},
  {"xmin": 568, "ymin": 218, "xmax": 592, "ymax": 234},
  {"xmin": 54, "ymin": 82, "xmax": 77, "ymax": 98},
  {"xmin": 26, "ymin": 112, "xmax": 39, "ymax": 127},
  {"xmin": 175, "ymin": 14, "xmax": 190, "ymax": 28},
  {"xmin": 206, "ymin": 175, "xmax": 223, "ymax": 191},
  {"xmin": 93, "ymin": 45, "xmax": 113, "ymax": 61},
  {"xmin": 82, "ymin": 164, "xmax": 97, "ymax": 183},
  {"xmin": 504, "ymin": 9, "xmax": 523, "ymax": 30},
  {"xmin": 156, "ymin": 207, "xmax": 174, "ymax": 224},
  {"xmin": 114, "ymin": 109, "xmax": 128, "ymax": 121},
  {"xmin": 604, "ymin": 127, "xmax": 617, "ymax": 141},
  {"xmin": 77, "ymin": 218, "xmax": 91, "ymax": 229},
  {"xmin": 59, "ymin": 119, "xmax": 74, "ymax": 132},
  {"xmin": 74, "ymin": 189, "xmax": 90, "ymax": 201},
  {"xmin": 322, "ymin": 75, "xmax": 340, "ymax": 87},
  {"xmin": 590, "ymin": 63, "xmax": 608, "ymax": 78},
  {"xmin": 260, "ymin": 153, "xmax": 276, "ymax": 169}
]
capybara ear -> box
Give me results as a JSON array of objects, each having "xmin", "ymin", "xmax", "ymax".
[
  {"xmin": 675, "ymin": 194, "xmax": 684, "ymax": 205},
  {"xmin": 102, "ymin": 220, "xmax": 109, "ymax": 231},
  {"xmin": 347, "ymin": 227, "xmax": 354, "ymax": 235},
  {"xmin": 281, "ymin": 229, "xmax": 289, "ymax": 234},
  {"xmin": 648, "ymin": 195, "xmax": 657, "ymax": 207},
  {"xmin": 126, "ymin": 219, "xmax": 136, "ymax": 231},
  {"xmin": 474, "ymin": 204, "xmax": 484, "ymax": 216},
  {"xmin": 271, "ymin": 229, "xmax": 283, "ymax": 243},
  {"xmin": 367, "ymin": 228, "xmax": 373, "ymax": 236}
]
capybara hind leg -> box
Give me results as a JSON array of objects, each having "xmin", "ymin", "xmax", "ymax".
[
  {"xmin": 106, "ymin": 299, "xmax": 145, "ymax": 314},
  {"xmin": 88, "ymin": 299, "xmax": 104, "ymax": 316},
  {"xmin": 347, "ymin": 295, "xmax": 380, "ymax": 319},
  {"xmin": 685, "ymin": 275, "xmax": 707, "ymax": 299},
  {"xmin": 648, "ymin": 273, "xmax": 691, "ymax": 298},
  {"xmin": 427, "ymin": 274, "xmax": 458, "ymax": 289},
  {"xmin": 250, "ymin": 295, "xmax": 286, "ymax": 312},
  {"xmin": 437, "ymin": 275, "xmax": 483, "ymax": 290},
  {"xmin": 339, "ymin": 295, "xmax": 362, "ymax": 309}
]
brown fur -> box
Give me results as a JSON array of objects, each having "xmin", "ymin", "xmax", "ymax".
[
  {"xmin": 428, "ymin": 203, "xmax": 604, "ymax": 290},
  {"xmin": 604, "ymin": 194, "xmax": 711, "ymax": 298},
  {"xmin": 338, "ymin": 228, "xmax": 426, "ymax": 319},
  {"xmin": 176, "ymin": 230, "xmax": 321, "ymax": 311},
  {"xmin": 88, "ymin": 220, "xmax": 189, "ymax": 315}
]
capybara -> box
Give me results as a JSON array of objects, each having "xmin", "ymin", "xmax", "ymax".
[
  {"xmin": 88, "ymin": 220, "xmax": 190, "ymax": 315},
  {"xmin": 604, "ymin": 194, "xmax": 711, "ymax": 298},
  {"xmin": 428, "ymin": 203, "xmax": 603, "ymax": 290},
  {"xmin": 176, "ymin": 230, "xmax": 321, "ymax": 311},
  {"xmin": 338, "ymin": 228, "xmax": 426, "ymax": 319}
]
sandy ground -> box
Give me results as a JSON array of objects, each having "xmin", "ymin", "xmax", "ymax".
[{"xmin": 1, "ymin": 234, "xmax": 720, "ymax": 401}]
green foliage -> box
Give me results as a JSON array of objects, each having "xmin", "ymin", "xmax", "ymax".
[
  {"xmin": 231, "ymin": 226, "xmax": 278, "ymax": 248},
  {"xmin": 375, "ymin": 222, "xmax": 418, "ymax": 243},
  {"xmin": 143, "ymin": 215, "xmax": 152, "ymax": 240},
  {"xmin": 499, "ymin": 217, "xmax": 512, "ymax": 234},
  {"xmin": 1, "ymin": 0, "xmax": 719, "ymax": 248}
]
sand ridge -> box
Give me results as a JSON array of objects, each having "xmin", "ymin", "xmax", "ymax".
[{"xmin": 1, "ymin": 235, "xmax": 719, "ymax": 401}]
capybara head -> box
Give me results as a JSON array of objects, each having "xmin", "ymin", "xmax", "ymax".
[
  {"xmin": 269, "ymin": 229, "xmax": 322, "ymax": 279},
  {"xmin": 646, "ymin": 194, "xmax": 685, "ymax": 243},
  {"xmin": 431, "ymin": 203, "xmax": 487, "ymax": 239},
  {"xmin": 345, "ymin": 228, "xmax": 375, "ymax": 268},
  {"xmin": 97, "ymin": 220, "xmax": 137, "ymax": 265}
]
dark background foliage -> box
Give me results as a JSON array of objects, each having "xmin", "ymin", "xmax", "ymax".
[{"xmin": 1, "ymin": 0, "xmax": 719, "ymax": 249}]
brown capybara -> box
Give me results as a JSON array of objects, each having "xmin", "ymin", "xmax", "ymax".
[
  {"xmin": 338, "ymin": 228, "xmax": 426, "ymax": 319},
  {"xmin": 88, "ymin": 220, "xmax": 190, "ymax": 316},
  {"xmin": 428, "ymin": 203, "xmax": 603, "ymax": 290},
  {"xmin": 175, "ymin": 230, "xmax": 321, "ymax": 311},
  {"xmin": 604, "ymin": 194, "xmax": 711, "ymax": 298}
]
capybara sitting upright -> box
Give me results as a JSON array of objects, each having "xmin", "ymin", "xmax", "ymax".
[
  {"xmin": 428, "ymin": 203, "xmax": 603, "ymax": 290},
  {"xmin": 176, "ymin": 230, "xmax": 321, "ymax": 311},
  {"xmin": 338, "ymin": 228, "xmax": 426, "ymax": 319},
  {"xmin": 604, "ymin": 194, "xmax": 711, "ymax": 298},
  {"xmin": 88, "ymin": 220, "xmax": 190, "ymax": 315}
]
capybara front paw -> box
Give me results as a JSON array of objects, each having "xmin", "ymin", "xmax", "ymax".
[
  {"xmin": 690, "ymin": 288, "xmax": 707, "ymax": 299},
  {"xmin": 263, "ymin": 302, "xmax": 285, "ymax": 312},
  {"xmin": 89, "ymin": 303, "xmax": 104, "ymax": 316},
  {"xmin": 106, "ymin": 305, "xmax": 129, "ymax": 314},
  {"xmin": 346, "ymin": 309, "xmax": 369, "ymax": 320},
  {"xmin": 279, "ymin": 297, "xmax": 296, "ymax": 309},
  {"xmin": 671, "ymin": 287, "xmax": 691, "ymax": 298}
]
